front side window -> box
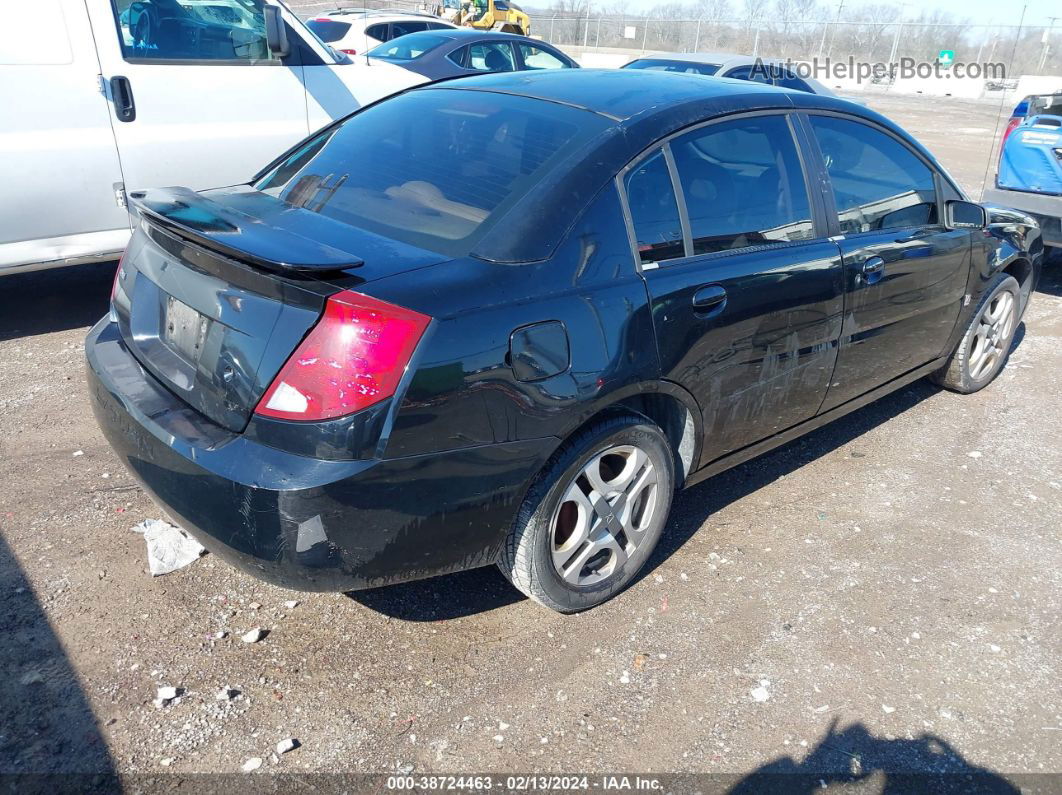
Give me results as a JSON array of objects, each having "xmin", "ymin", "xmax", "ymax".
[
  {"xmin": 809, "ymin": 115, "xmax": 938, "ymax": 233},
  {"xmin": 518, "ymin": 43, "xmax": 569, "ymax": 70},
  {"xmin": 623, "ymin": 149, "xmax": 684, "ymax": 264},
  {"xmin": 465, "ymin": 41, "xmax": 515, "ymax": 72},
  {"xmin": 255, "ymin": 90, "xmax": 608, "ymax": 256},
  {"xmin": 110, "ymin": 0, "xmax": 275, "ymax": 62},
  {"xmin": 670, "ymin": 115, "xmax": 815, "ymax": 255}
]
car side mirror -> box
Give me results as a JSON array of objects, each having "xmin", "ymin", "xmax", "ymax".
[
  {"xmin": 264, "ymin": 5, "xmax": 290, "ymax": 59},
  {"xmin": 946, "ymin": 200, "xmax": 987, "ymax": 230}
]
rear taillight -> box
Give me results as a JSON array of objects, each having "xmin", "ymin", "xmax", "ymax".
[
  {"xmin": 999, "ymin": 116, "xmax": 1022, "ymax": 159},
  {"xmin": 111, "ymin": 251, "xmax": 126, "ymax": 303},
  {"xmin": 339, "ymin": 48, "xmax": 357, "ymax": 55},
  {"xmin": 254, "ymin": 290, "xmax": 430, "ymax": 423}
]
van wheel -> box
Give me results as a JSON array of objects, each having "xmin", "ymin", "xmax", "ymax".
[
  {"xmin": 498, "ymin": 415, "xmax": 674, "ymax": 613},
  {"xmin": 932, "ymin": 273, "xmax": 1020, "ymax": 393}
]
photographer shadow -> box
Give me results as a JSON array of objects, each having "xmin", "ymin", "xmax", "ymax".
[{"xmin": 728, "ymin": 718, "xmax": 1019, "ymax": 794}]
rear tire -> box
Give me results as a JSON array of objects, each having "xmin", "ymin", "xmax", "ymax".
[
  {"xmin": 932, "ymin": 273, "xmax": 1020, "ymax": 393},
  {"xmin": 498, "ymin": 415, "xmax": 674, "ymax": 613}
]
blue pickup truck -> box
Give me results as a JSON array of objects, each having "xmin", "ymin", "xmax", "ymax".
[{"xmin": 982, "ymin": 92, "xmax": 1062, "ymax": 254}]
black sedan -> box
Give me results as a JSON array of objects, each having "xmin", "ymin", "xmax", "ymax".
[
  {"xmin": 88, "ymin": 70, "xmax": 1043, "ymax": 612},
  {"xmin": 362, "ymin": 28, "xmax": 577, "ymax": 80}
]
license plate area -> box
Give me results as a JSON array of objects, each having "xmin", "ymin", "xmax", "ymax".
[{"xmin": 163, "ymin": 295, "xmax": 209, "ymax": 364}]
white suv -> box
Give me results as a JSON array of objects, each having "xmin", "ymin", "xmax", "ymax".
[{"xmin": 306, "ymin": 9, "xmax": 457, "ymax": 56}]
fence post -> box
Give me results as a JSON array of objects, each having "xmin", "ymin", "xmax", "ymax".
[
  {"xmin": 596, "ymin": 15, "xmax": 601, "ymax": 49},
  {"xmin": 548, "ymin": 13, "xmax": 555, "ymax": 44},
  {"xmin": 752, "ymin": 25, "xmax": 760, "ymax": 58},
  {"xmin": 582, "ymin": 5, "xmax": 590, "ymax": 48},
  {"xmin": 694, "ymin": 18, "xmax": 702, "ymax": 52},
  {"xmin": 817, "ymin": 21, "xmax": 828, "ymax": 59},
  {"xmin": 641, "ymin": 19, "xmax": 649, "ymax": 54}
]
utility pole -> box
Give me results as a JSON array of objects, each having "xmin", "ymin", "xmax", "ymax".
[
  {"xmin": 826, "ymin": 0, "xmax": 845, "ymax": 59},
  {"xmin": 1039, "ymin": 16, "xmax": 1059, "ymax": 73}
]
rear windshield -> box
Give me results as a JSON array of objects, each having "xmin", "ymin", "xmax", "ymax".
[
  {"xmin": 624, "ymin": 58, "xmax": 719, "ymax": 76},
  {"xmin": 367, "ymin": 31, "xmax": 449, "ymax": 60},
  {"xmin": 255, "ymin": 89, "xmax": 607, "ymax": 256},
  {"xmin": 1029, "ymin": 94, "xmax": 1062, "ymax": 118},
  {"xmin": 306, "ymin": 18, "xmax": 351, "ymax": 43}
]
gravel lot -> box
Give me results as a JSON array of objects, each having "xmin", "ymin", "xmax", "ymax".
[{"xmin": 1, "ymin": 93, "xmax": 1060, "ymax": 790}]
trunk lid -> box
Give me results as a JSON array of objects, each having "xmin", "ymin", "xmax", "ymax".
[{"xmin": 114, "ymin": 186, "xmax": 449, "ymax": 433}]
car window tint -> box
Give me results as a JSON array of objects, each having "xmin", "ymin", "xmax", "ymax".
[
  {"xmin": 365, "ymin": 23, "xmax": 389, "ymax": 40},
  {"xmin": 256, "ymin": 90, "xmax": 608, "ymax": 256},
  {"xmin": 670, "ymin": 115, "xmax": 814, "ymax": 255},
  {"xmin": 724, "ymin": 65, "xmax": 771, "ymax": 84},
  {"xmin": 467, "ymin": 41, "xmax": 515, "ymax": 72},
  {"xmin": 110, "ymin": 0, "xmax": 275, "ymax": 61},
  {"xmin": 305, "ymin": 18, "xmax": 351, "ymax": 43},
  {"xmin": 809, "ymin": 115, "xmax": 938, "ymax": 234},
  {"xmin": 368, "ymin": 32, "xmax": 449, "ymax": 59},
  {"xmin": 390, "ymin": 20, "xmax": 429, "ymax": 37},
  {"xmin": 518, "ymin": 43, "xmax": 569, "ymax": 70},
  {"xmin": 623, "ymin": 149, "xmax": 684, "ymax": 264},
  {"xmin": 446, "ymin": 44, "xmax": 468, "ymax": 67},
  {"xmin": 777, "ymin": 70, "xmax": 812, "ymax": 92}
]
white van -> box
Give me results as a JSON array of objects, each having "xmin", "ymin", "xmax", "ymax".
[{"xmin": 0, "ymin": 0, "xmax": 427, "ymax": 274}]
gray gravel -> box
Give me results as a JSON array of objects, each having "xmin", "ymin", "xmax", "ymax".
[{"xmin": 0, "ymin": 92, "xmax": 1059, "ymax": 787}]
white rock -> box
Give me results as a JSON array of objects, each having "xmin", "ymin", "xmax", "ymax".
[
  {"xmin": 276, "ymin": 738, "xmax": 298, "ymax": 754},
  {"xmin": 967, "ymin": 451, "xmax": 982, "ymax": 459},
  {"xmin": 241, "ymin": 628, "xmax": 265, "ymax": 643},
  {"xmin": 990, "ymin": 644, "xmax": 1001, "ymax": 653},
  {"xmin": 750, "ymin": 686, "xmax": 771, "ymax": 702},
  {"xmin": 213, "ymin": 631, "xmax": 228, "ymax": 640},
  {"xmin": 882, "ymin": 704, "xmax": 896, "ymax": 714},
  {"xmin": 72, "ymin": 450, "xmax": 84, "ymax": 457},
  {"xmin": 619, "ymin": 671, "xmax": 631, "ymax": 684},
  {"xmin": 241, "ymin": 757, "xmax": 263, "ymax": 773},
  {"xmin": 160, "ymin": 758, "xmax": 173, "ymax": 767},
  {"xmin": 249, "ymin": 602, "xmax": 262, "ymax": 610},
  {"xmin": 157, "ymin": 686, "xmax": 179, "ymax": 702},
  {"xmin": 284, "ymin": 600, "xmax": 299, "ymax": 609},
  {"xmin": 216, "ymin": 687, "xmax": 238, "ymax": 701},
  {"xmin": 492, "ymin": 734, "xmax": 505, "ymax": 743},
  {"xmin": 680, "ymin": 572, "xmax": 689, "ymax": 581},
  {"xmin": 653, "ymin": 574, "xmax": 664, "ymax": 583},
  {"xmin": 498, "ymin": 721, "xmax": 509, "ymax": 731}
]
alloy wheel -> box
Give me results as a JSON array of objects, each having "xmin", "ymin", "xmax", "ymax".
[
  {"xmin": 968, "ymin": 288, "xmax": 1015, "ymax": 381},
  {"xmin": 549, "ymin": 444, "xmax": 660, "ymax": 587}
]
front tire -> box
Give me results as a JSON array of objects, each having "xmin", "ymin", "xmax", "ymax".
[
  {"xmin": 498, "ymin": 415, "xmax": 675, "ymax": 613},
  {"xmin": 932, "ymin": 273, "xmax": 1020, "ymax": 393}
]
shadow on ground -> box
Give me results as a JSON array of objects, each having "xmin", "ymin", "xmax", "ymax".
[
  {"xmin": 0, "ymin": 261, "xmax": 115, "ymax": 342},
  {"xmin": 0, "ymin": 529, "xmax": 116, "ymax": 784},
  {"xmin": 1035, "ymin": 257, "xmax": 1062, "ymax": 297},
  {"xmin": 728, "ymin": 718, "xmax": 1019, "ymax": 793}
]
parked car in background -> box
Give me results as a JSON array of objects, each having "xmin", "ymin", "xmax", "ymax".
[
  {"xmin": 622, "ymin": 52, "xmax": 837, "ymax": 96},
  {"xmin": 365, "ymin": 29, "xmax": 577, "ymax": 80},
  {"xmin": 1, "ymin": 0, "xmax": 426, "ymax": 275},
  {"xmin": 88, "ymin": 70, "xmax": 1041, "ymax": 613},
  {"xmin": 305, "ymin": 9, "xmax": 457, "ymax": 56},
  {"xmin": 982, "ymin": 91, "xmax": 1062, "ymax": 252}
]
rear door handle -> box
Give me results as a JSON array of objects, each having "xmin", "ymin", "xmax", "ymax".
[
  {"xmin": 692, "ymin": 284, "xmax": 727, "ymax": 317},
  {"xmin": 860, "ymin": 256, "xmax": 885, "ymax": 284},
  {"xmin": 110, "ymin": 76, "xmax": 136, "ymax": 123}
]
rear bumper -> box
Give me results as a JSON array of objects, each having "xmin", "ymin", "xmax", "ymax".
[
  {"xmin": 86, "ymin": 318, "xmax": 555, "ymax": 591},
  {"xmin": 982, "ymin": 187, "xmax": 1062, "ymax": 246}
]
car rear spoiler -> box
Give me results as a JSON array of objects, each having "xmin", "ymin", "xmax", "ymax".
[{"xmin": 129, "ymin": 187, "xmax": 364, "ymax": 274}]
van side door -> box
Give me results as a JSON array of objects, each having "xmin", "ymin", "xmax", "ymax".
[
  {"xmin": 624, "ymin": 113, "xmax": 846, "ymax": 467},
  {"xmin": 84, "ymin": 0, "xmax": 311, "ymax": 197},
  {"xmin": 802, "ymin": 114, "xmax": 971, "ymax": 410},
  {"xmin": 1, "ymin": 0, "xmax": 129, "ymax": 271}
]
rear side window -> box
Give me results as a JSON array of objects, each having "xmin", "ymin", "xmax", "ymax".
[
  {"xmin": 464, "ymin": 41, "xmax": 516, "ymax": 72},
  {"xmin": 109, "ymin": 0, "xmax": 276, "ymax": 62},
  {"xmin": 255, "ymin": 90, "xmax": 608, "ymax": 256},
  {"xmin": 623, "ymin": 150, "xmax": 684, "ymax": 264},
  {"xmin": 777, "ymin": 70, "xmax": 812, "ymax": 92},
  {"xmin": 518, "ymin": 43, "xmax": 570, "ymax": 70},
  {"xmin": 365, "ymin": 23, "xmax": 389, "ymax": 41},
  {"xmin": 809, "ymin": 116, "xmax": 938, "ymax": 233},
  {"xmin": 306, "ymin": 18, "xmax": 351, "ymax": 43},
  {"xmin": 670, "ymin": 115, "xmax": 814, "ymax": 255},
  {"xmin": 390, "ymin": 20, "xmax": 430, "ymax": 37}
]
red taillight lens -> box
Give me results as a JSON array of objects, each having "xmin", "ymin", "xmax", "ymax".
[
  {"xmin": 999, "ymin": 116, "xmax": 1022, "ymax": 158},
  {"xmin": 254, "ymin": 290, "xmax": 430, "ymax": 423},
  {"xmin": 339, "ymin": 48, "xmax": 357, "ymax": 55}
]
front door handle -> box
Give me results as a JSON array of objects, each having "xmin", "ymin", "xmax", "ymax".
[
  {"xmin": 860, "ymin": 256, "xmax": 885, "ymax": 284},
  {"xmin": 692, "ymin": 284, "xmax": 727, "ymax": 317},
  {"xmin": 110, "ymin": 76, "xmax": 136, "ymax": 123}
]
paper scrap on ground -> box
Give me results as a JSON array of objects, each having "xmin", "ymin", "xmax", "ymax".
[{"xmin": 131, "ymin": 519, "xmax": 205, "ymax": 576}]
